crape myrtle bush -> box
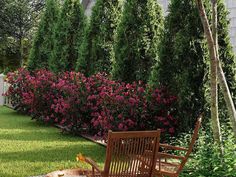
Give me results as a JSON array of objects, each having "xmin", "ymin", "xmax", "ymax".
[{"xmin": 5, "ymin": 68, "xmax": 177, "ymax": 139}]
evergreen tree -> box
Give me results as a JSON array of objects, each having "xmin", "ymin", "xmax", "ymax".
[
  {"xmin": 112, "ymin": 0, "xmax": 163, "ymax": 83},
  {"xmin": 76, "ymin": 0, "xmax": 122, "ymax": 76},
  {"xmin": 149, "ymin": 0, "xmax": 208, "ymax": 130},
  {"xmin": 149, "ymin": 0, "xmax": 236, "ymax": 131},
  {"xmin": 217, "ymin": 0, "xmax": 236, "ymax": 120},
  {"xmin": 49, "ymin": 0, "xmax": 86, "ymax": 73},
  {"xmin": 28, "ymin": 0, "xmax": 59, "ymax": 70}
]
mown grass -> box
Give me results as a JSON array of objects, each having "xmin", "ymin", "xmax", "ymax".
[{"xmin": 0, "ymin": 106, "xmax": 106, "ymax": 177}]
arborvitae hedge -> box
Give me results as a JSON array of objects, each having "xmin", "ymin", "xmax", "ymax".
[
  {"xmin": 112, "ymin": 0, "xmax": 163, "ymax": 83},
  {"xmin": 76, "ymin": 0, "xmax": 122, "ymax": 76},
  {"xmin": 150, "ymin": 0, "xmax": 236, "ymax": 131},
  {"xmin": 49, "ymin": 0, "xmax": 86, "ymax": 73},
  {"xmin": 149, "ymin": 0, "xmax": 208, "ymax": 130},
  {"xmin": 217, "ymin": 0, "xmax": 236, "ymax": 121},
  {"xmin": 28, "ymin": 0, "xmax": 59, "ymax": 71}
]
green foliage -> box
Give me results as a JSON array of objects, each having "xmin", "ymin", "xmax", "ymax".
[
  {"xmin": 0, "ymin": 37, "xmax": 20, "ymax": 73},
  {"xmin": 49, "ymin": 0, "xmax": 86, "ymax": 73},
  {"xmin": 0, "ymin": 0, "xmax": 8, "ymax": 38},
  {"xmin": 76, "ymin": 0, "xmax": 122, "ymax": 76},
  {"xmin": 180, "ymin": 125, "xmax": 236, "ymax": 177},
  {"xmin": 149, "ymin": 0, "xmax": 208, "ymax": 130},
  {"xmin": 149, "ymin": 0, "xmax": 236, "ymax": 131},
  {"xmin": 112, "ymin": 0, "xmax": 164, "ymax": 83},
  {"xmin": 217, "ymin": 0, "xmax": 236, "ymax": 121},
  {"xmin": 28, "ymin": 0, "xmax": 60, "ymax": 71},
  {"xmin": 0, "ymin": 0, "xmax": 44, "ymax": 71},
  {"xmin": 201, "ymin": 0, "xmax": 236, "ymax": 126}
]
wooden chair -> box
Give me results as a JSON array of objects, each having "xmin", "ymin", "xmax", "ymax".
[
  {"xmin": 153, "ymin": 115, "xmax": 203, "ymax": 177},
  {"xmin": 46, "ymin": 129, "xmax": 161, "ymax": 177}
]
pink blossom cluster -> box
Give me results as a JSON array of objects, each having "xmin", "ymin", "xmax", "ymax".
[{"xmin": 5, "ymin": 68, "xmax": 178, "ymax": 139}]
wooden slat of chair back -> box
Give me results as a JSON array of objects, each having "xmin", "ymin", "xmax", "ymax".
[
  {"xmin": 103, "ymin": 130, "xmax": 161, "ymax": 177},
  {"xmin": 176, "ymin": 114, "xmax": 203, "ymax": 174}
]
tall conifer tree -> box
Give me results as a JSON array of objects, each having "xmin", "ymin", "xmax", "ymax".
[
  {"xmin": 28, "ymin": 0, "xmax": 59, "ymax": 70},
  {"xmin": 49, "ymin": 0, "xmax": 86, "ymax": 73},
  {"xmin": 76, "ymin": 0, "xmax": 122, "ymax": 76},
  {"xmin": 150, "ymin": 0, "xmax": 236, "ymax": 130},
  {"xmin": 217, "ymin": 0, "xmax": 236, "ymax": 120},
  {"xmin": 112, "ymin": 0, "xmax": 163, "ymax": 83},
  {"xmin": 149, "ymin": 0, "xmax": 208, "ymax": 130}
]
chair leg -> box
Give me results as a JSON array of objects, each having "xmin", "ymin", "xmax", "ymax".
[{"xmin": 92, "ymin": 167, "xmax": 95, "ymax": 177}]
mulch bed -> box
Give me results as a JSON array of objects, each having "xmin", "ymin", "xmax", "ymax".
[{"xmin": 56, "ymin": 124, "xmax": 107, "ymax": 147}]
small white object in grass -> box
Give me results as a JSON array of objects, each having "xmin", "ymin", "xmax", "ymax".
[{"xmin": 57, "ymin": 171, "xmax": 64, "ymax": 177}]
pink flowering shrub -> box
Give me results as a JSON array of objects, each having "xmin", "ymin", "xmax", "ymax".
[
  {"xmin": 5, "ymin": 68, "xmax": 178, "ymax": 139},
  {"xmin": 5, "ymin": 68, "xmax": 34, "ymax": 112}
]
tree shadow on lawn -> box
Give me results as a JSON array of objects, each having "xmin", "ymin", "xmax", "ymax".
[
  {"xmin": 0, "ymin": 116, "xmax": 102, "ymax": 143},
  {"xmin": 0, "ymin": 143, "xmax": 106, "ymax": 177},
  {"xmin": 0, "ymin": 109, "xmax": 50, "ymax": 130},
  {"xmin": 0, "ymin": 115, "xmax": 52, "ymax": 130},
  {"xmin": 0, "ymin": 108, "xmax": 22, "ymax": 116},
  {"xmin": 0, "ymin": 143, "xmax": 105, "ymax": 163},
  {"xmin": 0, "ymin": 130, "xmax": 91, "ymax": 142}
]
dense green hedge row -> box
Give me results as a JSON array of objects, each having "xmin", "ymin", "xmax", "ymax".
[
  {"xmin": 28, "ymin": 0, "xmax": 164, "ymax": 82},
  {"xmin": 149, "ymin": 0, "xmax": 236, "ymax": 130},
  {"xmin": 27, "ymin": 0, "xmax": 236, "ymax": 131}
]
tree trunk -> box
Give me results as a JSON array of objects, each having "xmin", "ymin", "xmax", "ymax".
[
  {"xmin": 217, "ymin": 63, "xmax": 236, "ymax": 137},
  {"xmin": 19, "ymin": 37, "xmax": 23, "ymax": 67},
  {"xmin": 211, "ymin": 0, "xmax": 224, "ymax": 154},
  {"xmin": 195, "ymin": 0, "xmax": 222, "ymax": 147}
]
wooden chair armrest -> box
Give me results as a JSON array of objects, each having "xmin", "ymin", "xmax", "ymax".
[
  {"xmin": 157, "ymin": 152, "xmax": 185, "ymax": 160},
  {"xmin": 84, "ymin": 157, "xmax": 102, "ymax": 172},
  {"xmin": 160, "ymin": 143, "xmax": 188, "ymax": 151}
]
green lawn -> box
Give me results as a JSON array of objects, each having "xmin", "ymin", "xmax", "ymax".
[{"xmin": 0, "ymin": 106, "xmax": 106, "ymax": 177}]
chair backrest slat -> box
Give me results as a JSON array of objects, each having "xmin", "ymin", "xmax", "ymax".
[
  {"xmin": 177, "ymin": 114, "xmax": 203, "ymax": 174},
  {"xmin": 103, "ymin": 130, "xmax": 161, "ymax": 177}
]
